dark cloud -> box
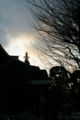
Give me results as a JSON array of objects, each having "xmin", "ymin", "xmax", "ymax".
[{"xmin": 0, "ymin": 0, "xmax": 34, "ymax": 47}]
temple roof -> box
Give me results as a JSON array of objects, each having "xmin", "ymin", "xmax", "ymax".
[
  {"xmin": 9, "ymin": 55, "xmax": 19, "ymax": 60},
  {"xmin": 0, "ymin": 44, "xmax": 11, "ymax": 64},
  {"xmin": 0, "ymin": 44, "xmax": 53, "ymax": 86},
  {"xmin": 0, "ymin": 44, "xmax": 19, "ymax": 64}
]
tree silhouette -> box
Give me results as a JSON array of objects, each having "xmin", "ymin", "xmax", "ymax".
[
  {"xmin": 50, "ymin": 66, "xmax": 70, "ymax": 93},
  {"xmin": 49, "ymin": 66, "xmax": 70, "ymax": 111},
  {"xmin": 70, "ymin": 70, "xmax": 80, "ymax": 102},
  {"xmin": 71, "ymin": 70, "xmax": 80, "ymax": 84},
  {"xmin": 26, "ymin": 0, "xmax": 80, "ymax": 70}
]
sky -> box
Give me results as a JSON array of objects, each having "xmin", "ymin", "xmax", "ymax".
[{"xmin": 0, "ymin": 0, "xmax": 45, "ymax": 69}]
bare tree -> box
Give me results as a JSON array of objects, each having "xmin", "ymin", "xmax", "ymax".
[{"xmin": 26, "ymin": 0, "xmax": 80, "ymax": 71}]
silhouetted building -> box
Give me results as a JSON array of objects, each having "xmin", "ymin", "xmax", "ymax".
[
  {"xmin": 0, "ymin": 44, "xmax": 19, "ymax": 64},
  {"xmin": 0, "ymin": 44, "xmax": 11, "ymax": 64},
  {"xmin": 9, "ymin": 55, "xmax": 19, "ymax": 60},
  {"xmin": 0, "ymin": 44, "xmax": 53, "ymax": 115},
  {"xmin": 0, "ymin": 44, "xmax": 53, "ymax": 85}
]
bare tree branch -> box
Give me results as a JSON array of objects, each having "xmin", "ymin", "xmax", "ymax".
[{"xmin": 26, "ymin": 0, "xmax": 80, "ymax": 71}]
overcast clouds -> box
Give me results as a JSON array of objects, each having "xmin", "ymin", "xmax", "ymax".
[
  {"xmin": 0, "ymin": 0, "xmax": 44, "ymax": 68},
  {"xmin": 0, "ymin": 0, "xmax": 34, "ymax": 43}
]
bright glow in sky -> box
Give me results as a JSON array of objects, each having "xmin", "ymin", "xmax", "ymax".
[{"xmin": 4, "ymin": 33, "xmax": 45, "ymax": 69}]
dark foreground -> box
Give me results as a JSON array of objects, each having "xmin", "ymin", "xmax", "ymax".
[{"xmin": 0, "ymin": 112, "xmax": 80, "ymax": 120}]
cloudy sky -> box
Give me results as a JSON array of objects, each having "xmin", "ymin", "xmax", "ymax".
[{"xmin": 0, "ymin": 0, "xmax": 45, "ymax": 69}]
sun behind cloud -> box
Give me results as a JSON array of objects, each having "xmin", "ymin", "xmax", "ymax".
[{"xmin": 4, "ymin": 34, "xmax": 45, "ymax": 69}]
